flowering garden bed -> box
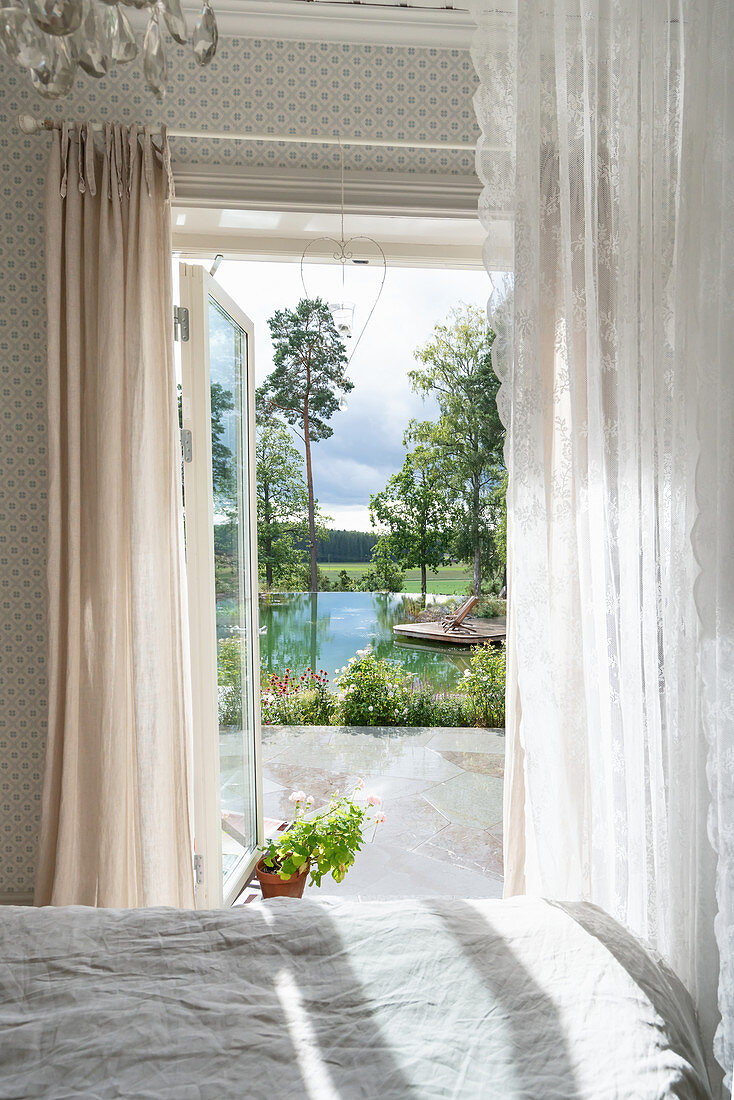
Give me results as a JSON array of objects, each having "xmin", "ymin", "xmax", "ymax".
[{"xmin": 219, "ymin": 643, "xmax": 506, "ymax": 729}]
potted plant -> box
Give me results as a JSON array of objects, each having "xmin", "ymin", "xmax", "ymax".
[{"xmin": 255, "ymin": 783, "xmax": 384, "ymax": 899}]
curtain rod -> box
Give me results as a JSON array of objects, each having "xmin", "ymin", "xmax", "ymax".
[{"xmin": 17, "ymin": 114, "xmax": 475, "ymax": 152}]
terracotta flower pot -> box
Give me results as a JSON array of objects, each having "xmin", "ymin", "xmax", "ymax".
[{"xmin": 255, "ymin": 856, "xmax": 309, "ymax": 899}]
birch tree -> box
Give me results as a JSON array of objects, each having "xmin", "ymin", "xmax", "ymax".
[{"xmin": 408, "ymin": 305, "xmax": 504, "ymax": 597}]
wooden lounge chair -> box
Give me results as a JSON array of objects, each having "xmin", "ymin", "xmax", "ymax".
[{"xmin": 440, "ymin": 595, "xmax": 479, "ymax": 634}]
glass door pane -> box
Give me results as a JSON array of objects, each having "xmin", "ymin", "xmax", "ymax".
[
  {"xmin": 208, "ymin": 298, "xmax": 259, "ymax": 895},
  {"xmin": 178, "ymin": 261, "xmax": 262, "ymax": 909}
]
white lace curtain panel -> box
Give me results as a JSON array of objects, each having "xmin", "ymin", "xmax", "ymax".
[{"xmin": 469, "ymin": 0, "xmax": 734, "ymax": 1091}]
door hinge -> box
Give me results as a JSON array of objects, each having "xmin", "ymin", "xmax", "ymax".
[
  {"xmin": 181, "ymin": 428, "xmax": 193, "ymax": 463},
  {"xmin": 194, "ymin": 853, "xmax": 204, "ymax": 886},
  {"xmin": 173, "ymin": 305, "xmax": 189, "ymax": 342}
]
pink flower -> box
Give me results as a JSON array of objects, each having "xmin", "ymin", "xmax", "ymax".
[
  {"xmin": 289, "ymin": 790, "xmax": 307, "ymax": 803},
  {"xmin": 366, "ymin": 794, "xmax": 382, "ymax": 807},
  {"xmin": 354, "ymin": 778, "xmax": 365, "ymax": 789},
  {"xmin": 374, "ymin": 812, "xmax": 386, "ymax": 824}
]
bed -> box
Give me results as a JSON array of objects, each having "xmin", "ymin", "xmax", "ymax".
[{"xmin": 0, "ymin": 896, "xmax": 712, "ymax": 1099}]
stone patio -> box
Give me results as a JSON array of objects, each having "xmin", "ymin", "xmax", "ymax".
[{"xmin": 260, "ymin": 724, "xmax": 505, "ymax": 900}]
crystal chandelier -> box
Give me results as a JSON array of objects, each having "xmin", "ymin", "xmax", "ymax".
[{"xmin": 0, "ymin": 0, "xmax": 217, "ymax": 101}]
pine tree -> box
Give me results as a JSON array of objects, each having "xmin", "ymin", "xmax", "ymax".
[{"xmin": 258, "ymin": 299, "xmax": 352, "ymax": 591}]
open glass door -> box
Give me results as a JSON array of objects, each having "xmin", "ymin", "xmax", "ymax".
[{"xmin": 178, "ymin": 262, "xmax": 263, "ymax": 908}]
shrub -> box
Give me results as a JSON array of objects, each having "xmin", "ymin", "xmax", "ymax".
[
  {"xmin": 476, "ymin": 595, "xmax": 507, "ymax": 619},
  {"xmin": 215, "ymin": 552, "xmax": 238, "ymax": 597},
  {"xmin": 334, "ymin": 650, "xmax": 411, "ymax": 725},
  {"xmin": 298, "ymin": 686, "xmax": 337, "ymax": 725},
  {"xmin": 218, "ymin": 636, "xmax": 243, "ymax": 726},
  {"xmin": 356, "ymin": 540, "xmax": 405, "ymax": 593},
  {"xmin": 218, "ymin": 684, "xmax": 241, "ymax": 727},
  {"xmin": 403, "ymin": 686, "xmax": 436, "ymax": 726},
  {"xmin": 403, "ymin": 687, "xmax": 476, "ymax": 727},
  {"xmin": 264, "ymin": 562, "xmax": 336, "ymax": 592},
  {"xmin": 457, "ymin": 642, "xmax": 506, "ymax": 727},
  {"xmin": 429, "ymin": 694, "xmax": 476, "ymax": 727},
  {"xmin": 261, "ymin": 667, "xmax": 335, "ymax": 726}
]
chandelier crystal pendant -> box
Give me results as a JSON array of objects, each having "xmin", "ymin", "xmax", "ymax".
[
  {"xmin": 300, "ymin": 141, "xmax": 387, "ymax": 364},
  {"xmin": 0, "ymin": 0, "xmax": 218, "ymax": 100}
]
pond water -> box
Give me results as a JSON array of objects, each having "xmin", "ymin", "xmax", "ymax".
[{"xmin": 221, "ymin": 591, "xmax": 474, "ymax": 693}]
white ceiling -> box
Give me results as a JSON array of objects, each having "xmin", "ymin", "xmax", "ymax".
[
  {"xmin": 187, "ymin": 0, "xmax": 479, "ymax": 48},
  {"xmin": 172, "ymin": 207, "xmax": 495, "ymax": 269},
  {"xmin": 287, "ymin": 0, "xmax": 469, "ymax": 9}
]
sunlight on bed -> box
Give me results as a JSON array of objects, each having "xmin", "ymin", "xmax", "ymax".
[{"xmin": 275, "ymin": 968, "xmax": 340, "ymax": 1100}]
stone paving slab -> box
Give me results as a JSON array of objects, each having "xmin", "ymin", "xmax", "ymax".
[
  {"xmin": 437, "ymin": 750, "xmax": 505, "ymax": 777},
  {"xmin": 426, "ymin": 729, "xmax": 506, "ymax": 754},
  {"xmin": 273, "ymin": 740, "xmax": 460, "ymax": 786},
  {"xmin": 423, "ymin": 771, "xmax": 504, "ymax": 830},
  {"xmin": 305, "ymin": 838, "xmax": 503, "ymax": 901},
  {"xmin": 254, "ymin": 724, "xmax": 506, "ymax": 898},
  {"xmin": 415, "ymin": 824, "xmax": 505, "ymax": 879},
  {"xmin": 376, "ymin": 793, "xmax": 451, "ymax": 851}
]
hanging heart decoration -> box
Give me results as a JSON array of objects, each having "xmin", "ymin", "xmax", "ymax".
[{"xmin": 300, "ymin": 234, "xmax": 387, "ymax": 365}]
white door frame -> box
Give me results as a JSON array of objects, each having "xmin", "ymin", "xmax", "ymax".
[{"xmin": 179, "ymin": 262, "xmax": 264, "ymax": 909}]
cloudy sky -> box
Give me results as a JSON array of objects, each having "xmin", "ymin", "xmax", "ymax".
[{"xmin": 215, "ymin": 259, "xmax": 491, "ymax": 531}]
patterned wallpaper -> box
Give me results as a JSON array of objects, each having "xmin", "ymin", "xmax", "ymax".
[{"xmin": 0, "ymin": 36, "xmax": 478, "ymax": 899}]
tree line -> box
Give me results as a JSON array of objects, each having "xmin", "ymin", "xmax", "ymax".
[
  {"xmin": 211, "ymin": 297, "xmax": 506, "ymax": 599},
  {"xmin": 314, "ymin": 530, "xmax": 377, "ymax": 562}
]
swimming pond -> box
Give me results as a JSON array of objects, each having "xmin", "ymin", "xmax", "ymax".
[{"xmin": 242, "ymin": 591, "xmax": 474, "ymax": 693}]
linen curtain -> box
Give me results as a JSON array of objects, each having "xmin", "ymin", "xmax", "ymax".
[
  {"xmin": 36, "ymin": 123, "xmax": 195, "ymax": 909},
  {"xmin": 470, "ymin": 0, "xmax": 734, "ymax": 1089}
]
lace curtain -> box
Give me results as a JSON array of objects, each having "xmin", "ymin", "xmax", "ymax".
[{"xmin": 469, "ymin": 0, "xmax": 734, "ymax": 1090}]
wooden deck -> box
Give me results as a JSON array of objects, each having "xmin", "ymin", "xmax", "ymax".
[{"xmin": 392, "ymin": 617, "xmax": 506, "ymax": 646}]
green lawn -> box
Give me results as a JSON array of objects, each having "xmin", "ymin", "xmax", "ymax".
[{"xmin": 318, "ymin": 561, "xmax": 474, "ymax": 596}]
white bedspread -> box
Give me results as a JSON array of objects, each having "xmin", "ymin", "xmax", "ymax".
[{"xmin": 0, "ymin": 896, "xmax": 712, "ymax": 1099}]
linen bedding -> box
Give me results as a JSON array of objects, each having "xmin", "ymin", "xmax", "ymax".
[{"xmin": 0, "ymin": 896, "xmax": 711, "ymax": 1099}]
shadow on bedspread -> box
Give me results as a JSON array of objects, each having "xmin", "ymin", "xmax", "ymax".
[
  {"xmin": 0, "ymin": 897, "xmax": 715, "ymax": 1099},
  {"xmin": 0, "ymin": 899, "xmax": 587, "ymax": 1099},
  {"xmin": 424, "ymin": 900, "xmax": 582, "ymax": 1099},
  {"xmin": 548, "ymin": 900, "xmax": 713, "ymax": 1095},
  {"xmin": 1, "ymin": 903, "xmax": 415, "ymax": 1099}
]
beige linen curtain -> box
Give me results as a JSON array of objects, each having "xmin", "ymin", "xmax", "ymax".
[{"xmin": 35, "ymin": 123, "xmax": 195, "ymax": 909}]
